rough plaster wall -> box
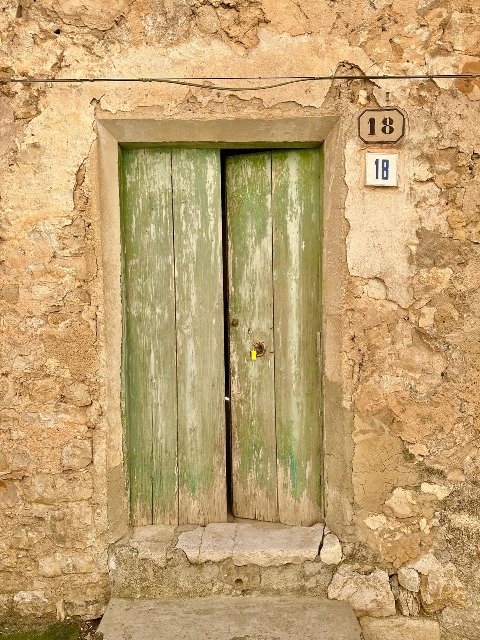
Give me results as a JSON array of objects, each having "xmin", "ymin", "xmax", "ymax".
[{"xmin": 0, "ymin": 0, "xmax": 479, "ymax": 636}]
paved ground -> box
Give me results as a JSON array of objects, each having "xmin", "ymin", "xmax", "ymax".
[{"xmin": 98, "ymin": 596, "xmax": 361, "ymax": 640}]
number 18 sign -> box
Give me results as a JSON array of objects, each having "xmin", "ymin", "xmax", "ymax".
[
  {"xmin": 358, "ymin": 108, "xmax": 406, "ymax": 144},
  {"xmin": 365, "ymin": 152, "xmax": 398, "ymax": 187}
]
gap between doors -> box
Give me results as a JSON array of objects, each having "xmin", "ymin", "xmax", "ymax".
[{"xmin": 221, "ymin": 148, "xmax": 281, "ymax": 518}]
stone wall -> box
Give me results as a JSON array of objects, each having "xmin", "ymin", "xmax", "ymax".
[{"xmin": 0, "ymin": 0, "xmax": 479, "ymax": 638}]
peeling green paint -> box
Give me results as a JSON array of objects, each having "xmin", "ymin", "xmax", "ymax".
[{"xmin": 229, "ymin": 148, "xmax": 323, "ymax": 524}]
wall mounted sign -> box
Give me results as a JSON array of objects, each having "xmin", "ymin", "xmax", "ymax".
[
  {"xmin": 365, "ymin": 152, "xmax": 398, "ymax": 187},
  {"xmin": 358, "ymin": 108, "xmax": 406, "ymax": 144}
]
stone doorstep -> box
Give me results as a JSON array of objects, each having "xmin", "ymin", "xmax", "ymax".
[
  {"xmin": 120, "ymin": 521, "xmax": 325, "ymax": 568},
  {"xmin": 98, "ymin": 596, "xmax": 362, "ymax": 640}
]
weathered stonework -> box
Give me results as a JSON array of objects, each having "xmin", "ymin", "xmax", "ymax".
[
  {"xmin": 109, "ymin": 524, "xmax": 334, "ymax": 598},
  {"xmin": 328, "ymin": 566, "xmax": 396, "ymax": 617},
  {"xmin": 175, "ymin": 522, "xmax": 325, "ymax": 566},
  {"xmin": 0, "ymin": 0, "xmax": 478, "ymax": 637}
]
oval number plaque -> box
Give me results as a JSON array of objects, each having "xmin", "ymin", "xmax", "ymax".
[{"xmin": 358, "ymin": 108, "xmax": 406, "ymax": 144}]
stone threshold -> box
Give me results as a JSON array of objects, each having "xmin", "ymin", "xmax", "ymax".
[
  {"xmin": 98, "ymin": 596, "xmax": 362, "ymax": 640},
  {"xmin": 124, "ymin": 521, "xmax": 326, "ymax": 568}
]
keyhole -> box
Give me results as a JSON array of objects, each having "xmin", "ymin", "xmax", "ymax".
[{"xmin": 252, "ymin": 341, "xmax": 266, "ymax": 357}]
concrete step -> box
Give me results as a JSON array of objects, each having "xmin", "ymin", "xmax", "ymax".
[
  {"xmin": 109, "ymin": 522, "xmax": 335, "ymax": 599},
  {"xmin": 98, "ymin": 596, "xmax": 362, "ymax": 640}
]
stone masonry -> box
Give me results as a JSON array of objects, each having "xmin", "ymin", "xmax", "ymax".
[{"xmin": 0, "ymin": 1, "xmax": 479, "ymax": 638}]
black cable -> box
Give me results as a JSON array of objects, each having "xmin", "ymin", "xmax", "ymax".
[{"xmin": 0, "ymin": 73, "xmax": 479, "ymax": 92}]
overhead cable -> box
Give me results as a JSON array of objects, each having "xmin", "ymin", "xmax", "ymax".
[{"xmin": 0, "ymin": 73, "xmax": 479, "ymax": 92}]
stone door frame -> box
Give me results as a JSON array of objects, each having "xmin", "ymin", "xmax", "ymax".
[{"xmin": 95, "ymin": 115, "xmax": 353, "ymax": 542}]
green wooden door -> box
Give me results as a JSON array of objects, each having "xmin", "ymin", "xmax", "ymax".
[
  {"xmin": 120, "ymin": 148, "xmax": 227, "ymax": 526},
  {"xmin": 121, "ymin": 146, "xmax": 322, "ymax": 527},
  {"xmin": 227, "ymin": 149, "xmax": 323, "ymax": 526}
]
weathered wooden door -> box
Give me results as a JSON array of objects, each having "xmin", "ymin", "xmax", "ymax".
[
  {"xmin": 120, "ymin": 148, "xmax": 227, "ymax": 526},
  {"xmin": 227, "ymin": 149, "xmax": 323, "ymax": 525},
  {"xmin": 120, "ymin": 146, "xmax": 322, "ymax": 527}
]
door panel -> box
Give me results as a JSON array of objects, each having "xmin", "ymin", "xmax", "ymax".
[
  {"xmin": 226, "ymin": 153, "xmax": 278, "ymax": 521},
  {"xmin": 172, "ymin": 149, "xmax": 227, "ymax": 524},
  {"xmin": 227, "ymin": 148, "xmax": 323, "ymax": 525},
  {"xmin": 272, "ymin": 150, "xmax": 323, "ymax": 525},
  {"xmin": 120, "ymin": 148, "xmax": 227, "ymax": 526},
  {"xmin": 120, "ymin": 148, "xmax": 178, "ymax": 526}
]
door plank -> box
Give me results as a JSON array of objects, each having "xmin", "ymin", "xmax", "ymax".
[
  {"xmin": 120, "ymin": 148, "xmax": 179, "ymax": 526},
  {"xmin": 172, "ymin": 148, "xmax": 227, "ymax": 524},
  {"xmin": 272, "ymin": 149, "xmax": 323, "ymax": 525},
  {"xmin": 227, "ymin": 152, "xmax": 278, "ymax": 522}
]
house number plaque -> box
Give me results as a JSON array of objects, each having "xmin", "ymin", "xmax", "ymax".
[
  {"xmin": 365, "ymin": 152, "xmax": 398, "ymax": 187},
  {"xmin": 358, "ymin": 107, "xmax": 406, "ymax": 144}
]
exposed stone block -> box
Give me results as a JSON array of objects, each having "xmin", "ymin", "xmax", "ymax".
[
  {"xmin": 360, "ymin": 616, "xmax": 441, "ymax": 640},
  {"xmin": 38, "ymin": 551, "xmax": 96, "ymax": 577},
  {"xmin": 22, "ymin": 472, "xmax": 93, "ymax": 504},
  {"xmin": 43, "ymin": 0, "xmax": 134, "ymax": 33},
  {"xmin": 49, "ymin": 502, "xmax": 95, "ymax": 549},
  {"xmin": 175, "ymin": 523, "xmax": 324, "ymax": 567},
  {"xmin": 420, "ymin": 483, "xmax": 452, "ymax": 500},
  {"xmin": 420, "ymin": 564, "xmax": 467, "ymax": 613},
  {"xmin": 390, "ymin": 575, "xmax": 420, "ymax": 616},
  {"xmin": 0, "ymin": 480, "xmax": 18, "ymax": 508},
  {"xmin": 13, "ymin": 591, "xmax": 54, "ymax": 617},
  {"xmin": 233, "ymin": 523, "xmax": 324, "ymax": 567},
  {"xmin": 130, "ymin": 525, "xmax": 176, "ymax": 567},
  {"xmin": 406, "ymin": 553, "xmax": 467, "ymax": 613},
  {"xmin": 61, "ymin": 439, "xmax": 93, "ymax": 470},
  {"xmin": 397, "ymin": 566, "xmax": 420, "ymax": 592},
  {"xmin": 384, "ymin": 488, "xmax": 418, "ymax": 519},
  {"xmin": 328, "ymin": 566, "xmax": 396, "ymax": 617},
  {"xmin": 320, "ymin": 533, "xmax": 343, "ymax": 565},
  {"xmin": 195, "ymin": 5, "xmax": 221, "ymax": 34},
  {"xmin": 61, "ymin": 381, "xmax": 92, "ymax": 407},
  {"xmin": 397, "ymin": 586, "xmax": 420, "ymax": 617}
]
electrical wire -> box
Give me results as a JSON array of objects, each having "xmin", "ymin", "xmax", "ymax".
[{"xmin": 0, "ymin": 73, "xmax": 479, "ymax": 92}]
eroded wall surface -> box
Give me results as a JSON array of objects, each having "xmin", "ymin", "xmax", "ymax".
[{"xmin": 0, "ymin": 0, "xmax": 479, "ymax": 637}]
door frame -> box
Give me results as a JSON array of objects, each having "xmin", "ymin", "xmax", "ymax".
[{"xmin": 95, "ymin": 115, "xmax": 353, "ymax": 543}]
